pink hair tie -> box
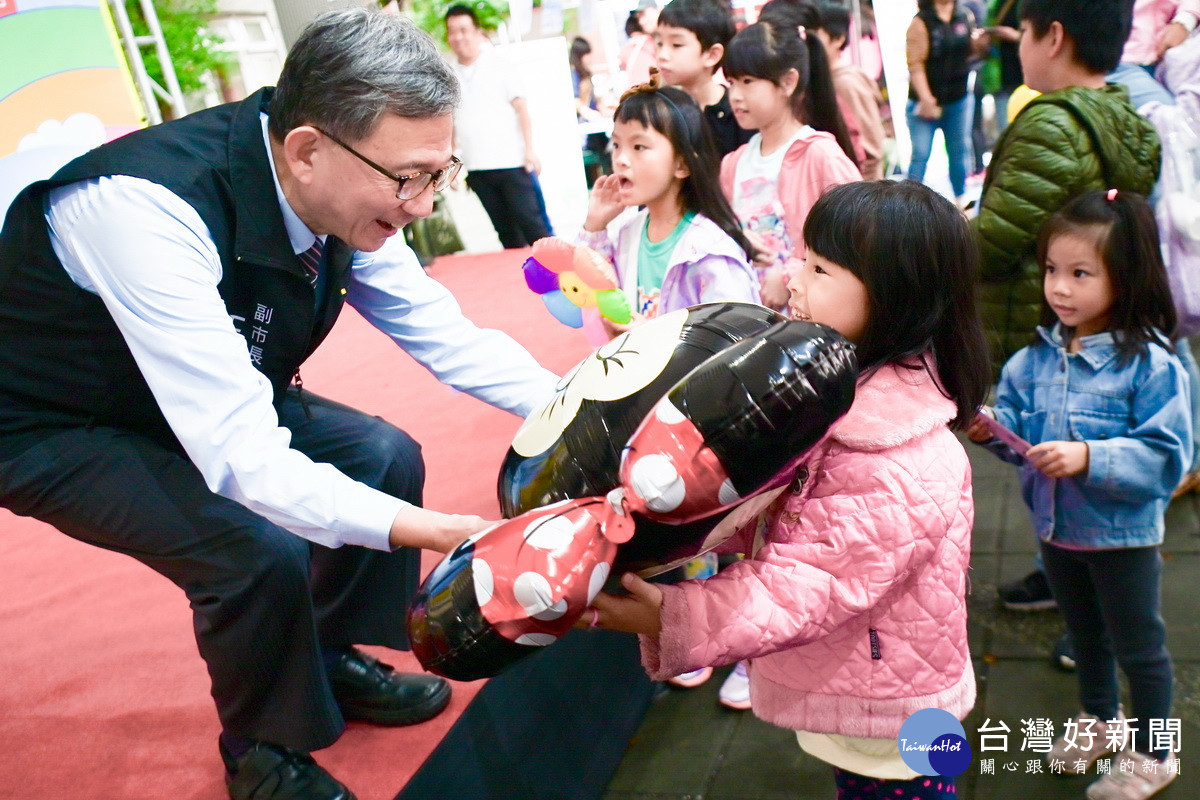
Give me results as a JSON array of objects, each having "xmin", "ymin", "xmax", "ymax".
[
  {"xmin": 1107, "ymin": 188, "xmax": 1118, "ymax": 201},
  {"xmin": 797, "ymin": 25, "xmax": 807, "ymax": 39}
]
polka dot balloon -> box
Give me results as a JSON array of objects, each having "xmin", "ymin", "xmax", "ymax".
[{"xmin": 407, "ymin": 309, "xmax": 859, "ymax": 681}]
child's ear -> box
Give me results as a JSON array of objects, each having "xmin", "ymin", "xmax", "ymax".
[
  {"xmin": 702, "ymin": 43, "xmax": 724, "ymax": 71},
  {"xmin": 780, "ymin": 67, "xmax": 800, "ymax": 97},
  {"xmin": 674, "ymin": 156, "xmax": 691, "ymax": 180},
  {"xmin": 1046, "ymin": 20, "xmax": 1068, "ymax": 59}
]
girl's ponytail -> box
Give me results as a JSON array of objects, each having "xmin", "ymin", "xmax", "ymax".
[
  {"xmin": 756, "ymin": 0, "xmax": 859, "ymax": 168},
  {"xmin": 799, "ymin": 30, "xmax": 857, "ymax": 167}
]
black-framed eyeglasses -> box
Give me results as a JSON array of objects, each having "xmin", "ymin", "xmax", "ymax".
[{"xmin": 315, "ymin": 127, "xmax": 463, "ymax": 201}]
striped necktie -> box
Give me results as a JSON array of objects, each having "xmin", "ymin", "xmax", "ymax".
[{"xmin": 297, "ymin": 239, "xmax": 324, "ymax": 287}]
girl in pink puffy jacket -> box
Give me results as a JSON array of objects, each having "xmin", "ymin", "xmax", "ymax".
[{"xmin": 591, "ymin": 180, "xmax": 991, "ymax": 799}]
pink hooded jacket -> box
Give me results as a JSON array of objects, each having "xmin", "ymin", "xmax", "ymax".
[
  {"xmin": 719, "ymin": 131, "xmax": 862, "ymax": 270},
  {"xmin": 641, "ymin": 361, "xmax": 976, "ymax": 738}
]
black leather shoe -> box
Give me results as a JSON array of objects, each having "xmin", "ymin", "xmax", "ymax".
[
  {"xmin": 223, "ymin": 741, "xmax": 356, "ymax": 800},
  {"xmin": 329, "ymin": 647, "xmax": 451, "ymax": 726}
]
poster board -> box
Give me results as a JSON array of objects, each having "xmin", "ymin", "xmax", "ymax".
[{"xmin": 0, "ymin": 0, "xmax": 144, "ymax": 217}]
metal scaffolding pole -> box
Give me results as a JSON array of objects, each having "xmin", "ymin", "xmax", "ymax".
[{"xmin": 106, "ymin": 0, "xmax": 188, "ymax": 124}]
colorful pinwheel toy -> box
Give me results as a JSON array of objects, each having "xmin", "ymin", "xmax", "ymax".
[{"xmin": 522, "ymin": 237, "xmax": 633, "ymax": 328}]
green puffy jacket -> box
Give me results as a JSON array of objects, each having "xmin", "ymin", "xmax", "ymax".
[{"xmin": 973, "ymin": 84, "xmax": 1160, "ymax": 375}]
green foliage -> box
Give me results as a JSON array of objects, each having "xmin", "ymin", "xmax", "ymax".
[
  {"xmin": 125, "ymin": 0, "xmax": 231, "ymax": 97},
  {"xmin": 411, "ymin": 0, "xmax": 510, "ymax": 45}
]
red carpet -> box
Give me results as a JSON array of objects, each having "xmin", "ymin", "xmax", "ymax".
[{"xmin": 0, "ymin": 249, "xmax": 593, "ymax": 800}]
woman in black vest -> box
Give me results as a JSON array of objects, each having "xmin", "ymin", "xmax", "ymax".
[{"xmin": 905, "ymin": 0, "xmax": 987, "ymax": 206}]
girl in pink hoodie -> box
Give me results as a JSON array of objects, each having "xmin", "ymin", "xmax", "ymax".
[
  {"xmin": 720, "ymin": 11, "xmax": 862, "ymax": 310},
  {"xmin": 591, "ymin": 180, "xmax": 991, "ymax": 799}
]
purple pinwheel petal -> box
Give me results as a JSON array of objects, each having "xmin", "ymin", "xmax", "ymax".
[{"xmin": 522, "ymin": 258, "xmax": 560, "ymax": 295}]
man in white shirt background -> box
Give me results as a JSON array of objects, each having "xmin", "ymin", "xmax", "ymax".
[
  {"xmin": 0, "ymin": 10, "xmax": 557, "ymax": 800},
  {"xmin": 444, "ymin": 4, "xmax": 554, "ymax": 249}
]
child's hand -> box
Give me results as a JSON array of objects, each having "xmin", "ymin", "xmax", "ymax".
[
  {"xmin": 583, "ymin": 174, "xmax": 625, "ymax": 232},
  {"xmin": 586, "ymin": 572, "xmax": 663, "ymax": 635},
  {"xmin": 1157, "ymin": 21, "xmax": 1189, "ymax": 58},
  {"xmin": 760, "ymin": 268, "xmax": 789, "ymax": 309},
  {"xmin": 966, "ymin": 408, "xmax": 996, "ymax": 443},
  {"xmin": 1026, "ymin": 440, "xmax": 1089, "ymax": 478},
  {"xmin": 601, "ymin": 310, "xmax": 645, "ymax": 339}
]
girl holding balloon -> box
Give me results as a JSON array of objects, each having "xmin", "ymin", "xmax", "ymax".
[
  {"xmin": 590, "ymin": 180, "xmax": 991, "ymax": 800},
  {"xmin": 577, "ymin": 70, "xmax": 760, "ymax": 333}
]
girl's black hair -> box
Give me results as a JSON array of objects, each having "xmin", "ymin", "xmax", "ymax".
[
  {"xmin": 803, "ymin": 180, "xmax": 991, "ymax": 429},
  {"xmin": 724, "ymin": 0, "xmax": 858, "ymax": 168},
  {"xmin": 1036, "ymin": 189, "xmax": 1177, "ymax": 361},
  {"xmin": 614, "ymin": 81, "xmax": 757, "ymax": 263},
  {"xmin": 625, "ymin": 10, "xmax": 643, "ymax": 37},
  {"xmin": 816, "ymin": 1, "xmax": 851, "ymax": 46}
]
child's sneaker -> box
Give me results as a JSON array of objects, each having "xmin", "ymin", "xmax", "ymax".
[
  {"xmin": 998, "ymin": 569, "xmax": 1057, "ymax": 610},
  {"xmin": 718, "ymin": 661, "xmax": 751, "ymax": 710},
  {"xmin": 1046, "ymin": 712, "xmax": 1124, "ymax": 774},
  {"xmin": 667, "ymin": 667, "xmax": 713, "ymax": 688},
  {"xmin": 1086, "ymin": 750, "xmax": 1177, "ymax": 800}
]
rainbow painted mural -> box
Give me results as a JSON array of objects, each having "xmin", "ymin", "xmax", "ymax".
[{"xmin": 0, "ymin": 0, "xmax": 144, "ymax": 214}]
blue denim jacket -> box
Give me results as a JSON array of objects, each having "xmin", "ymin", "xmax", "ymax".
[{"xmin": 988, "ymin": 325, "xmax": 1193, "ymax": 549}]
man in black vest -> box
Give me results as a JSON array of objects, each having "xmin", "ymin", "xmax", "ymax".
[{"xmin": 0, "ymin": 9, "xmax": 557, "ymax": 800}]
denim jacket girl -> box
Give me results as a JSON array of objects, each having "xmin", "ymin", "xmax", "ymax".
[{"xmin": 988, "ymin": 323, "xmax": 1192, "ymax": 548}]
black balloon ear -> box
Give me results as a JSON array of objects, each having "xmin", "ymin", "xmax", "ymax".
[
  {"xmin": 498, "ymin": 302, "xmax": 786, "ymax": 517},
  {"xmin": 611, "ymin": 321, "xmax": 857, "ymax": 572},
  {"xmin": 668, "ymin": 321, "xmax": 858, "ymax": 494}
]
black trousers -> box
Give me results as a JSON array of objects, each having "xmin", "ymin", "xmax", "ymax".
[
  {"xmin": 0, "ymin": 389, "xmax": 424, "ymax": 752},
  {"xmin": 1040, "ymin": 540, "xmax": 1173, "ymax": 758},
  {"xmin": 466, "ymin": 167, "xmax": 551, "ymax": 249}
]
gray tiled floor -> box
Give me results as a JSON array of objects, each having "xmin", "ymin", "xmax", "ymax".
[{"xmin": 603, "ymin": 441, "xmax": 1200, "ymax": 799}]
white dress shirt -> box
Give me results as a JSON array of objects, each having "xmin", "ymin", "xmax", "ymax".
[{"xmin": 43, "ymin": 116, "xmax": 557, "ymax": 551}]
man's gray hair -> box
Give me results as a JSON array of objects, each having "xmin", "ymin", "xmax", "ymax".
[{"xmin": 269, "ymin": 8, "xmax": 460, "ymax": 142}]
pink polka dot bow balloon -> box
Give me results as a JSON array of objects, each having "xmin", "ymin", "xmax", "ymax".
[
  {"xmin": 522, "ymin": 236, "xmax": 633, "ymax": 328},
  {"xmin": 407, "ymin": 308, "xmax": 858, "ymax": 681}
]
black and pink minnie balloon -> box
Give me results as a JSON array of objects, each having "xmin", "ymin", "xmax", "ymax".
[
  {"xmin": 407, "ymin": 307, "xmax": 857, "ymax": 681},
  {"xmin": 609, "ymin": 320, "xmax": 859, "ymax": 574},
  {"xmin": 498, "ymin": 302, "xmax": 785, "ymax": 515}
]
